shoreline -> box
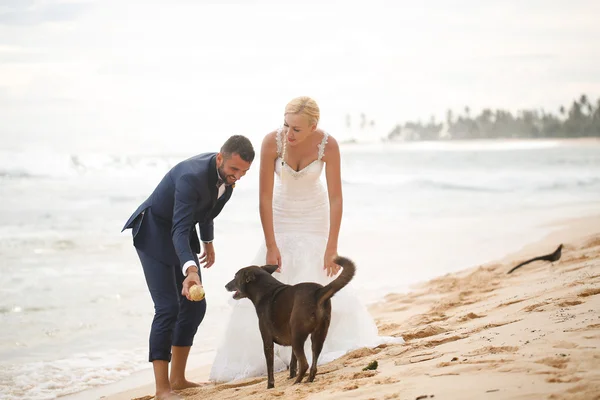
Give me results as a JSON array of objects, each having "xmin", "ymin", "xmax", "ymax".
[
  {"xmin": 68, "ymin": 212, "xmax": 600, "ymax": 400},
  {"xmin": 342, "ymin": 136, "xmax": 600, "ymax": 146}
]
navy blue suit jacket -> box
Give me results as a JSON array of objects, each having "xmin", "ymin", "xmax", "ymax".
[{"xmin": 122, "ymin": 153, "xmax": 233, "ymax": 268}]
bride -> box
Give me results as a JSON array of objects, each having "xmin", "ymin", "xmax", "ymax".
[{"xmin": 209, "ymin": 96, "xmax": 404, "ymax": 382}]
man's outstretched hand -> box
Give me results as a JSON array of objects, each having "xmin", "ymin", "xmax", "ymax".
[{"xmin": 182, "ymin": 269, "xmax": 202, "ymax": 300}]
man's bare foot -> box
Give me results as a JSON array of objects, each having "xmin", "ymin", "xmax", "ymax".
[
  {"xmin": 170, "ymin": 379, "xmax": 204, "ymax": 390},
  {"xmin": 155, "ymin": 390, "xmax": 182, "ymax": 400}
]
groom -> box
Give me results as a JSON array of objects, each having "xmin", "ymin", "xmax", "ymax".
[{"xmin": 122, "ymin": 135, "xmax": 254, "ymax": 400}]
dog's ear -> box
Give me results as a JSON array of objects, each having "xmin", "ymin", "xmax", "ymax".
[
  {"xmin": 262, "ymin": 264, "xmax": 279, "ymax": 275},
  {"xmin": 244, "ymin": 270, "xmax": 255, "ymax": 283}
]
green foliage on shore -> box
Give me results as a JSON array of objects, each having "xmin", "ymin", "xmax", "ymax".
[{"xmin": 387, "ymin": 94, "xmax": 600, "ymax": 141}]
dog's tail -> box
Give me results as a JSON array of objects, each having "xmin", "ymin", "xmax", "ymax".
[{"xmin": 317, "ymin": 256, "xmax": 356, "ymax": 307}]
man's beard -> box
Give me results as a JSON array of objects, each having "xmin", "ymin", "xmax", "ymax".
[{"xmin": 217, "ymin": 165, "xmax": 233, "ymax": 186}]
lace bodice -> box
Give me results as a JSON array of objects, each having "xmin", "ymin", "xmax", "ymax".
[
  {"xmin": 276, "ymin": 126, "xmax": 329, "ymax": 161},
  {"xmin": 274, "ymin": 126, "xmax": 329, "ymax": 186}
]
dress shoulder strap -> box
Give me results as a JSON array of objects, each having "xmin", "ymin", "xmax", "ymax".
[
  {"xmin": 275, "ymin": 127, "xmax": 283, "ymax": 157},
  {"xmin": 317, "ymin": 131, "xmax": 329, "ymax": 160}
]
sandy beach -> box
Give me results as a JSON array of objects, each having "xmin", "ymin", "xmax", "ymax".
[{"xmin": 91, "ymin": 214, "xmax": 600, "ymax": 400}]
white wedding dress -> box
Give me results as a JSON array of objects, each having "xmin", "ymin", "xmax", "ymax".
[{"xmin": 209, "ymin": 128, "xmax": 404, "ymax": 382}]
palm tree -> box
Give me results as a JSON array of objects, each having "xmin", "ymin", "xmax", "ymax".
[{"xmin": 446, "ymin": 109, "xmax": 453, "ymax": 126}]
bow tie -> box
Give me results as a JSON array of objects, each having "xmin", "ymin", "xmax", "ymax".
[{"xmin": 216, "ymin": 178, "xmax": 224, "ymax": 187}]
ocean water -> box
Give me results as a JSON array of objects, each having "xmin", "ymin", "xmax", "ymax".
[{"xmin": 1, "ymin": 138, "xmax": 599, "ymax": 399}]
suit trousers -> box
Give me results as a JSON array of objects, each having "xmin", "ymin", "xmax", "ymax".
[{"xmin": 136, "ymin": 248, "xmax": 207, "ymax": 362}]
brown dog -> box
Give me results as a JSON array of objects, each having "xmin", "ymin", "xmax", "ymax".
[{"xmin": 225, "ymin": 256, "xmax": 356, "ymax": 389}]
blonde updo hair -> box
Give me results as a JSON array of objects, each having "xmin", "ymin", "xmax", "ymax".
[{"xmin": 284, "ymin": 96, "xmax": 320, "ymax": 126}]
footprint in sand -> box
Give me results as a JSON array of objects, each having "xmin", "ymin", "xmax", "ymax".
[
  {"xmin": 496, "ymin": 298, "xmax": 529, "ymax": 308},
  {"xmin": 563, "ymin": 323, "xmax": 600, "ymax": 333},
  {"xmin": 458, "ymin": 312, "xmax": 486, "ymax": 322},
  {"xmin": 219, "ymin": 377, "xmax": 266, "ymax": 389},
  {"xmin": 374, "ymin": 377, "xmax": 401, "ymax": 385},
  {"xmin": 395, "ymin": 351, "xmax": 443, "ymax": 365},
  {"xmin": 346, "ymin": 347, "xmax": 382, "ymax": 359},
  {"xmin": 423, "ymin": 334, "xmax": 468, "ymax": 348},
  {"xmin": 563, "ymin": 254, "xmax": 590, "ymax": 264},
  {"xmin": 556, "ymin": 300, "xmax": 583, "ymax": 307},
  {"xmin": 340, "ymin": 371, "xmax": 378, "ymax": 380},
  {"xmin": 535, "ymin": 356, "xmax": 570, "ymax": 369},
  {"xmin": 402, "ymin": 325, "xmax": 447, "ymax": 341},
  {"xmin": 523, "ymin": 302, "xmax": 550, "ymax": 312},
  {"xmin": 377, "ymin": 322, "xmax": 403, "ymax": 335},
  {"xmin": 413, "ymin": 312, "xmax": 450, "ymax": 325},
  {"xmin": 564, "ymin": 382, "xmax": 600, "ymax": 395},
  {"xmin": 464, "ymin": 319, "xmax": 522, "ymax": 336},
  {"xmin": 546, "ymin": 375, "xmax": 582, "ymax": 383},
  {"xmin": 384, "ymin": 293, "xmax": 417, "ymax": 304},
  {"xmin": 437, "ymin": 358, "xmax": 500, "ymax": 368},
  {"xmin": 582, "ymin": 236, "xmax": 600, "ymax": 248},
  {"xmin": 464, "ymin": 346, "xmax": 519, "ymax": 357},
  {"xmin": 578, "ymin": 287, "xmax": 600, "ymax": 297},
  {"xmin": 553, "ymin": 341, "xmax": 579, "ymax": 349}
]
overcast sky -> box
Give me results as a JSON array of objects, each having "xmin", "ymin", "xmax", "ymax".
[{"xmin": 1, "ymin": 0, "xmax": 599, "ymax": 152}]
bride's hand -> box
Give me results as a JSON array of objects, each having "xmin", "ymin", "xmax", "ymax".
[
  {"xmin": 266, "ymin": 245, "xmax": 282, "ymax": 272},
  {"xmin": 324, "ymin": 248, "xmax": 341, "ymax": 277}
]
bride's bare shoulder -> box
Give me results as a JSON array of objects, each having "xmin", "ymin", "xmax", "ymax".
[{"xmin": 261, "ymin": 130, "xmax": 279, "ymax": 156}]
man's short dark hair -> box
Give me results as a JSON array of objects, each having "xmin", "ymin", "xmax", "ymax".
[{"xmin": 221, "ymin": 135, "xmax": 255, "ymax": 163}]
